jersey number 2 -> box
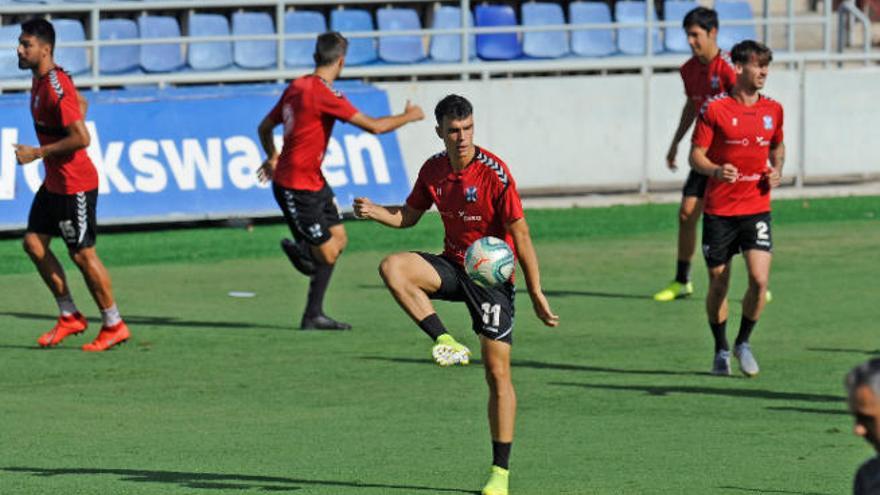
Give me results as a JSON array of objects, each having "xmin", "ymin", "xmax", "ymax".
[{"xmin": 755, "ymin": 221, "xmax": 770, "ymax": 240}]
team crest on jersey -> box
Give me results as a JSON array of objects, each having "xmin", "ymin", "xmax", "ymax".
[
  {"xmin": 710, "ymin": 75, "xmax": 720, "ymax": 90},
  {"xmin": 763, "ymin": 115, "xmax": 774, "ymax": 130},
  {"xmin": 465, "ymin": 186, "xmax": 478, "ymax": 203}
]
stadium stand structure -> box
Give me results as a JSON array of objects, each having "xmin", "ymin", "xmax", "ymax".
[{"xmin": 0, "ymin": 0, "xmax": 875, "ymax": 88}]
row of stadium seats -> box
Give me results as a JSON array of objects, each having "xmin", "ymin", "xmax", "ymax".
[{"xmin": 0, "ymin": 1, "xmax": 758, "ymax": 78}]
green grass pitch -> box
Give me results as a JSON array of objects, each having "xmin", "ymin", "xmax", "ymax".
[{"xmin": 0, "ymin": 196, "xmax": 877, "ymax": 494}]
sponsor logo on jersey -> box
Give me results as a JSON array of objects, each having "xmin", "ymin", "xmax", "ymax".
[
  {"xmin": 732, "ymin": 117, "xmax": 738, "ymax": 126},
  {"xmin": 465, "ymin": 185, "xmax": 478, "ymax": 202},
  {"xmin": 763, "ymin": 115, "xmax": 773, "ymax": 130},
  {"xmin": 458, "ymin": 210, "xmax": 482, "ymax": 222},
  {"xmin": 710, "ymin": 75, "xmax": 720, "ymax": 90},
  {"xmin": 725, "ymin": 138, "xmax": 749, "ymax": 146},
  {"xmin": 756, "ymin": 136, "xmax": 770, "ymax": 147}
]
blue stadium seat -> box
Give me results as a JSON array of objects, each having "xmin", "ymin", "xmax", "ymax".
[
  {"xmin": 569, "ymin": 2, "xmax": 615, "ymax": 57},
  {"xmin": 232, "ymin": 12, "xmax": 277, "ymax": 70},
  {"xmin": 138, "ymin": 15, "xmax": 184, "ymax": 73},
  {"xmin": 330, "ymin": 9, "xmax": 377, "ymax": 65},
  {"xmin": 0, "ymin": 24, "xmax": 30, "ymax": 79},
  {"xmin": 53, "ymin": 19, "xmax": 89, "ymax": 75},
  {"xmin": 716, "ymin": 1, "xmax": 757, "ymax": 51},
  {"xmin": 284, "ymin": 11, "xmax": 326, "ymax": 68},
  {"xmin": 664, "ymin": 1, "xmax": 698, "ymax": 53},
  {"xmin": 474, "ymin": 4, "xmax": 522, "ymax": 60},
  {"xmin": 429, "ymin": 6, "xmax": 476, "ymax": 62},
  {"xmin": 99, "ymin": 19, "xmax": 139, "ymax": 74},
  {"xmin": 522, "ymin": 2, "xmax": 569, "ymax": 59},
  {"xmin": 188, "ymin": 13, "xmax": 233, "ymax": 71},
  {"xmin": 615, "ymin": 1, "xmax": 662, "ymax": 55},
  {"xmin": 377, "ymin": 7, "xmax": 425, "ymax": 63}
]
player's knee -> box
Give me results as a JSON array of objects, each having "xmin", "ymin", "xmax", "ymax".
[
  {"xmin": 484, "ymin": 361, "xmax": 511, "ymax": 389},
  {"xmin": 22, "ymin": 236, "xmax": 39, "ymax": 257},
  {"xmin": 378, "ymin": 255, "xmax": 403, "ymax": 285},
  {"xmin": 748, "ymin": 274, "xmax": 769, "ymax": 292},
  {"xmin": 69, "ymin": 248, "xmax": 93, "ymax": 267}
]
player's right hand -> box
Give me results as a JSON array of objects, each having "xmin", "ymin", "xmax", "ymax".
[
  {"xmin": 256, "ymin": 157, "xmax": 277, "ymax": 184},
  {"xmin": 717, "ymin": 163, "xmax": 738, "ymax": 183},
  {"xmin": 530, "ymin": 291, "xmax": 559, "ymax": 328},
  {"xmin": 404, "ymin": 100, "xmax": 424, "ymax": 122},
  {"xmin": 352, "ymin": 197, "xmax": 374, "ymax": 219},
  {"xmin": 665, "ymin": 144, "xmax": 678, "ymax": 171}
]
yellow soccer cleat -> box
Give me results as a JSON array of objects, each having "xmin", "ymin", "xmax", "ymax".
[
  {"xmin": 653, "ymin": 281, "xmax": 694, "ymax": 302},
  {"xmin": 431, "ymin": 334, "xmax": 471, "ymax": 367},
  {"xmin": 482, "ymin": 466, "xmax": 509, "ymax": 495}
]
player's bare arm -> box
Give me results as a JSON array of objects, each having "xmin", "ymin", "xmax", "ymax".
[
  {"xmin": 14, "ymin": 119, "xmax": 90, "ymax": 165},
  {"xmin": 353, "ymin": 198, "xmax": 424, "ymax": 228},
  {"xmin": 690, "ymin": 145, "xmax": 737, "ymax": 183},
  {"xmin": 76, "ymin": 90, "xmax": 88, "ymax": 117},
  {"xmin": 768, "ymin": 142, "xmax": 785, "ymax": 188},
  {"xmin": 666, "ymin": 99, "xmax": 698, "ymax": 170},
  {"xmin": 348, "ymin": 100, "xmax": 424, "ymax": 135},
  {"xmin": 256, "ymin": 115, "xmax": 279, "ymax": 182},
  {"xmin": 507, "ymin": 217, "xmax": 559, "ymax": 327}
]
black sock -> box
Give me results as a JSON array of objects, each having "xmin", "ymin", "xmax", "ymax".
[
  {"xmin": 492, "ymin": 441, "xmax": 512, "ymax": 470},
  {"xmin": 675, "ymin": 260, "xmax": 691, "ymax": 284},
  {"xmin": 417, "ymin": 313, "xmax": 447, "ymax": 341},
  {"xmin": 710, "ymin": 320, "xmax": 729, "ymax": 353},
  {"xmin": 735, "ymin": 316, "xmax": 757, "ymax": 346},
  {"xmin": 304, "ymin": 262, "xmax": 334, "ymax": 318}
]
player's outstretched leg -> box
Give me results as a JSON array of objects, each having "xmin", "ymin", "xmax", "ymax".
[
  {"xmin": 654, "ymin": 196, "xmax": 700, "ymax": 302},
  {"xmin": 68, "ymin": 247, "xmax": 130, "ymax": 352}
]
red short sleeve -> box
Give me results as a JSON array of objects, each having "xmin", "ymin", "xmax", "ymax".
[
  {"xmin": 692, "ymin": 104, "xmax": 715, "ymax": 149},
  {"xmin": 405, "ymin": 172, "xmax": 433, "ymax": 211},
  {"xmin": 771, "ymin": 105, "xmax": 784, "ymax": 146},
  {"xmin": 497, "ymin": 182, "xmax": 524, "ymax": 224},
  {"xmin": 316, "ymin": 86, "xmax": 358, "ymax": 122},
  {"xmin": 58, "ymin": 84, "xmax": 83, "ymax": 128}
]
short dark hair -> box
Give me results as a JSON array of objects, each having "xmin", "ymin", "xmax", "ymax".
[
  {"xmin": 846, "ymin": 359, "xmax": 880, "ymax": 397},
  {"xmin": 434, "ymin": 94, "xmax": 473, "ymax": 126},
  {"xmin": 730, "ymin": 39, "xmax": 773, "ymax": 65},
  {"xmin": 313, "ymin": 32, "xmax": 348, "ymax": 67},
  {"xmin": 682, "ymin": 7, "xmax": 718, "ymax": 33},
  {"xmin": 21, "ymin": 18, "xmax": 55, "ymax": 50}
]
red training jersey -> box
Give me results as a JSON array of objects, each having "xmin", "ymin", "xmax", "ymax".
[
  {"xmin": 406, "ymin": 147, "xmax": 525, "ymax": 267},
  {"xmin": 30, "ymin": 67, "xmax": 98, "ymax": 194},
  {"xmin": 692, "ymin": 94, "xmax": 784, "ymax": 216},
  {"xmin": 265, "ymin": 75, "xmax": 359, "ymax": 191},
  {"xmin": 680, "ymin": 50, "xmax": 736, "ymax": 110}
]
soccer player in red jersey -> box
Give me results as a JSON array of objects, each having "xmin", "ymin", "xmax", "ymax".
[
  {"xmin": 14, "ymin": 19, "xmax": 130, "ymax": 351},
  {"xmin": 353, "ymin": 95, "xmax": 559, "ymax": 495},
  {"xmin": 655, "ymin": 7, "xmax": 737, "ymax": 302},
  {"xmin": 257, "ymin": 32, "xmax": 423, "ymax": 330},
  {"xmin": 690, "ymin": 40, "xmax": 784, "ymax": 377}
]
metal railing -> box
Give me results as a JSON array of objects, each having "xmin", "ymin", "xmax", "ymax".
[{"xmin": 0, "ymin": 0, "xmax": 876, "ymax": 92}]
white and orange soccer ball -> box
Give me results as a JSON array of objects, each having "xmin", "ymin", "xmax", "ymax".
[{"xmin": 464, "ymin": 236, "xmax": 514, "ymax": 287}]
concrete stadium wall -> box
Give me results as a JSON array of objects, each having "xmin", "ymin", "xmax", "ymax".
[{"xmin": 378, "ymin": 67, "xmax": 879, "ymax": 193}]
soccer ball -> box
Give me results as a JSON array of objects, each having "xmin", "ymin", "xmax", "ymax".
[{"xmin": 464, "ymin": 236, "xmax": 514, "ymax": 287}]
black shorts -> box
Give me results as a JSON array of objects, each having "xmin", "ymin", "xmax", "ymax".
[
  {"xmin": 272, "ymin": 183, "xmax": 342, "ymax": 246},
  {"xmin": 702, "ymin": 212, "xmax": 773, "ymax": 267},
  {"xmin": 417, "ymin": 252, "xmax": 516, "ymax": 345},
  {"xmin": 27, "ymin": 186, "xmax": 98, "ymax": 251},
  {"xmin": 682, "ymin": 170, "xmax": 708, "ymax": 198}
]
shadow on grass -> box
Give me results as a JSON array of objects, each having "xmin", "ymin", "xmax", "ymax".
[
  {"xmin": 765, "ymin": 406, "xmax": 849, "ymax": 416},
  {"xmin": 0, "ymin": 312, "xmax": 291, "ymax": 332},
  {"xmin": 356, "ymin": 284, "xmax": 686, "ymax": 302},
  {"xmin": 362, "ymin": 356, "xmax": 709, "ymax": 377},
  {"xmin": 806, "ymin": 347, "xmax": 880, "ymax": 356},
  {"xmin": 550, "ymin": 382, "xmax": 845, "ymax": 403},
  {"xmin": 718, "ymin": 485, "xmax": 832, "ymax": 495},
  {"xmin": 2, "ymin": 467, "xmax": 478, "ymax": 494}
]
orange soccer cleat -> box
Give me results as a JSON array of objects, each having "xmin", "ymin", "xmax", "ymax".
[
  {"xmin": 82, "ymin": 321, "xmax": 131, "ymax": 352},
  {"xmin": 37, "ymin": 312, "xmax": 88, "ymax": 347}
]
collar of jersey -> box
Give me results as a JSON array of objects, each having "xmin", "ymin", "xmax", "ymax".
[{"xmin": 445, "ymin": 146, "xmax": 481, "ymax": 182}]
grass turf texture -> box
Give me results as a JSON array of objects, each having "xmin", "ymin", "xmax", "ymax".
[{"xmin": 0, "ymin": 196, "xmax": 877, "ymax": 494}]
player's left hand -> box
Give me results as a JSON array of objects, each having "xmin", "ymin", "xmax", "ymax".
[
  {"xmin": 767, "ymin": 167, "xmax": 782, "ymax": 188},
  {"xmin": 13, "ymin": 144, "xmax": 41, "ymax": 165},
  {"xmin": 530, "ymin": 290, "xmax": 559, "ymax": 327}
]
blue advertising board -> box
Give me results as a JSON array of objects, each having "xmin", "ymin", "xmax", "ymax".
[{"xmin": 0, "ymin": 82, "xmax": 411, "ymax": 230}]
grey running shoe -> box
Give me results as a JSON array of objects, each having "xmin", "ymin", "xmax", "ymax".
[
  {"xmin": 711, "ymin": 350, "xmax": 731, "ymax": 376},
  {"xmin": 734, "ymin": 343, "xmax": 760, "ymax": 377}
]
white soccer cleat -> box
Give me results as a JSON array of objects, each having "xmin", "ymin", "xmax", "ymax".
[
  {"xmin": 711, "ymin": 350, "xmax": 731, "ymax": 376},
  {"xmin": 734, "ymin": 343, "xmax": 760, "ymax": 377}
]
